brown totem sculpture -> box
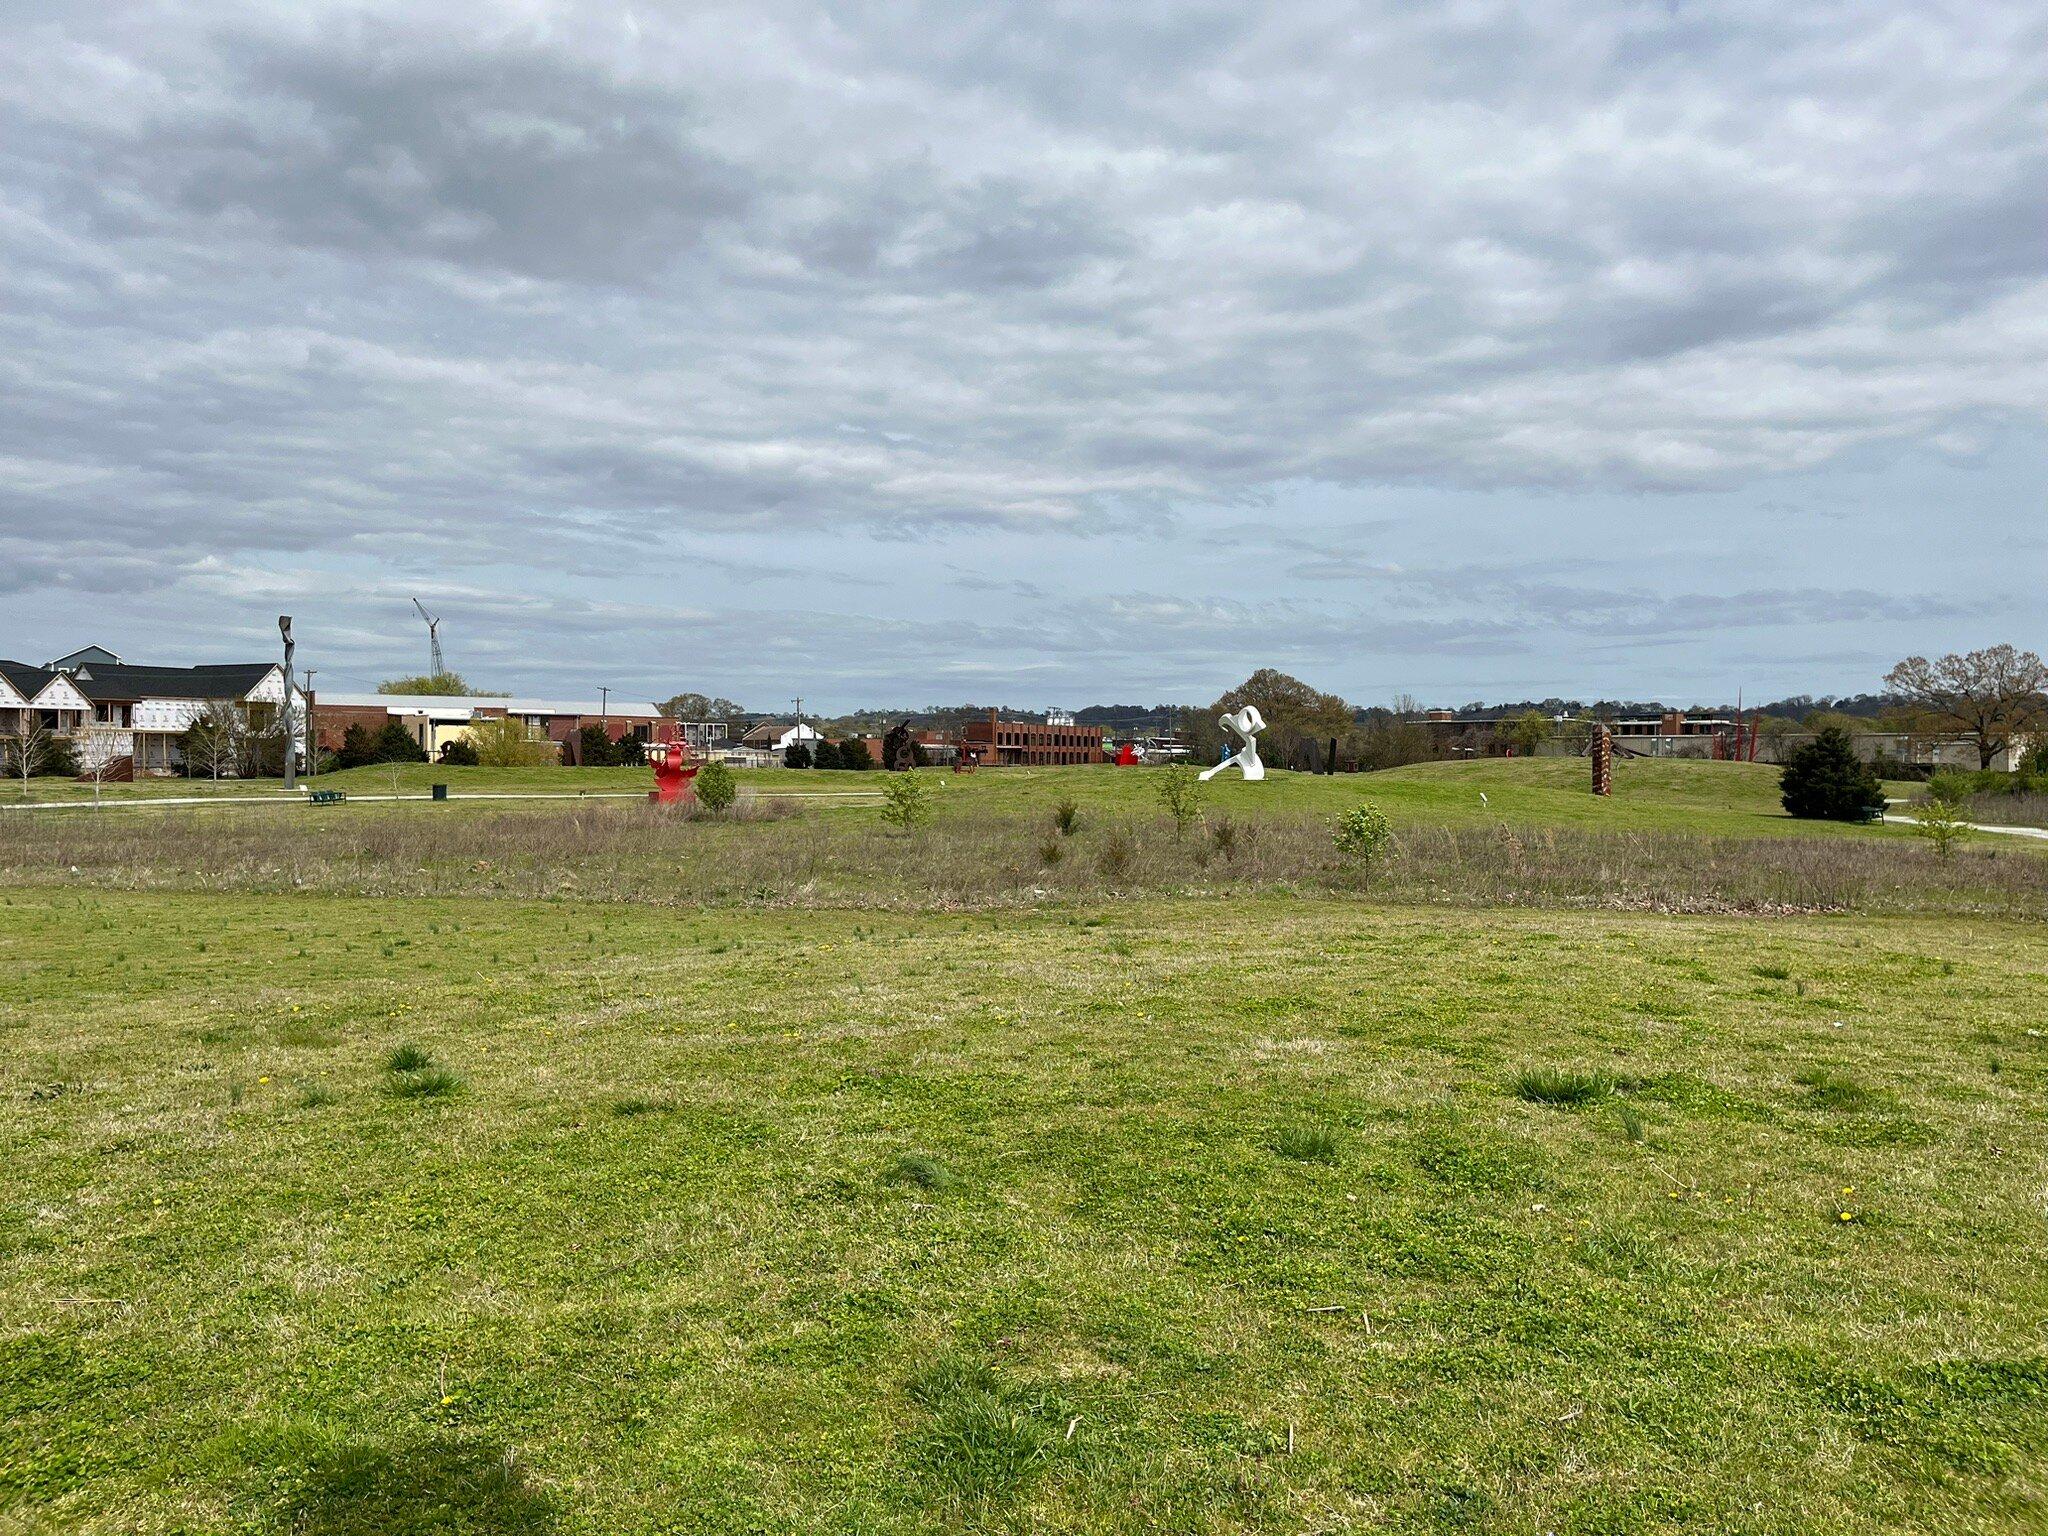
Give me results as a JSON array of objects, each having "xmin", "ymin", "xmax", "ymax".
[{"xmin": 1591, "ymin": 723, "xmax": 1613, "ymax": 796}]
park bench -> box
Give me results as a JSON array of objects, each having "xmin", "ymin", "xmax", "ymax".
[{"xmin": 308, "ymin": 789, "xmax": 346, "ymax": 805}]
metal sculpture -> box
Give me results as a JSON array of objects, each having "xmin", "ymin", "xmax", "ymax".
[
  {"xmin": 648, "ymin": 740, "xmax": 700, "ymax": 804},
  {"xmin": 1199, "ymin": 704, "xmax": 1267, "ymax": 782},
  {"xmin": 1591, "ymin": 723, "xmax": 1612, "ymax": 796}
]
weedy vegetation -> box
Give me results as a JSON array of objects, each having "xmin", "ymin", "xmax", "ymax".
[{"xmin": 3, "ymin": 755, "xmax": 2046, "ymax": 1532}]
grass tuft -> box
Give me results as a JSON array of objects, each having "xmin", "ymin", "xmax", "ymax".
[
  {"xmin": 1513, "ymin": 1068, "xmax": 1614, "ymax": 1106},
  {"xmin": 385, "ymin": 1043, "xmax": 434, "ymax": 1073},
  {"xmin": 885, "ymin": 1152, "xmax": 962, "ymax": 1193},
  {"xmin": 1794, "ymin": 1070, "xmax": 1887, "ymax": 1113},
  {"xmin": 905, "ymin": 1359, "xmax": 1060, "ymax": 1505},
  {"xmin": 610, "ymin": 1095, "xmax": 674, "ymax": 1118},
  {"xmin": 1274, "ymin": 1123, "xmax": 1341, "ymax": 1162},
  {"xmin": 388, "ymin": 1067, "xmax": 464, "ymax": 1100}
]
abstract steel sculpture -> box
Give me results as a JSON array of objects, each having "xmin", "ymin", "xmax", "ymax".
[
  {"xmin": 648, "ymin": 741, "xmax": 700, "ymax": 805},
  {"xmin": 1199, "ymin": 704, "xmax": 1267, "ymax": 782}
]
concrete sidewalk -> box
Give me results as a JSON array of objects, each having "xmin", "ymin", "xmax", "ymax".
[{"xmin": 1883, "ymin": 812, "xmax": 2048, "ymax": 841}]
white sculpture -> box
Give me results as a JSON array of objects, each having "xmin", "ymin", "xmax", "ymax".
[{"xmin": 1199, "ymin": 704, "xmax": 1266, "ymax": 782}]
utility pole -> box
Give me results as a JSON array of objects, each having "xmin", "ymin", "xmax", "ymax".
[
  {"xmin": 599, "ymin": 685, "xmax": 610, "ymax": 732},
  {"xmin": 303, "ymin": 670, "xmax": 317, "ymax": 782}
]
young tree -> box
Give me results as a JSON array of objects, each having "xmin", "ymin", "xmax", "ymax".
[
  {"xmin": 879, "ymin": 771, "xmax": 932, "ymax": 832},
  {"xmin": 812, "ymin": 738, "xmax": 843, "ymax": 770},
  {"xmin": 1156, "ymin": 763, "xmax": 1204, "ymax": 835},
  {"xmin": 1779, "ymin": 726, "xmax": 1883, "ymax": 821},
  {"xmin": 1909, "ymin": 797, "xmax": 1971, "ymax": 858},
  {"xmin": 78, "ymin": 724, "xmax": 129, "ymax": 805},
  {"xmin": 181, "ymin": 699, "xmax": 243, "ymax": 782},
  {"xmin": 574, "ymin": 724, "xmax": 617, "ymax": 767},
  {"xmin": 1885, "ymin": 645, "xmax": 2048, "ymax": 771},
  {"xmin": 694, "ymin": 759, "xmax": 738, "ymax": 812},
  {"xmin": 838, "ymin": 738, "xmax": 874, "ymax": 771},
  {"xmin": 5, "ymin": 716, "xmax": 55, "ymax": 798},
  {"xmin": 784, "ymin": 741, "xmax": 813, "ymax": 769}
]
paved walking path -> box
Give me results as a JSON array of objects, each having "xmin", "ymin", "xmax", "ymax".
[{"xmin": 1883, "ymin": 812, "xmax": 2048, "ymax": 841}]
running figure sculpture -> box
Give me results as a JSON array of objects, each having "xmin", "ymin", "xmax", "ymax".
[{"xmin": 1199, "ymin": 704, "xmax": 1267, "ymax": 782}]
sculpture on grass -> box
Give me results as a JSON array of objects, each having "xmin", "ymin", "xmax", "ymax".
[
  {"xmin": 647, "ymin": 741, "xmax": 699, "ymax": 805},
  {"xmin": 1199, "ymin": 705, "xmax": 1267, "ymax": 782}
]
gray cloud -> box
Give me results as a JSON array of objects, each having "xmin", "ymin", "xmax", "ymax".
[{"xmin": 1, "ymin": 0, "xmax": 2042, "ymax": 702}]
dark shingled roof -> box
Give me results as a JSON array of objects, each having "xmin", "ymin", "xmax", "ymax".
[
  {"xmin": 67, "ymin": 662, "xmax": 276, "ymax": 701},
  {"xmin": 0, "ymin": 660, "xmax": 57, "ymax": 697}
]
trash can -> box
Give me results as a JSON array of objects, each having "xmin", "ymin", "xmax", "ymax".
[{"xmin": 431, "ymin": 783, "xmax": 448, "ymax": 802}]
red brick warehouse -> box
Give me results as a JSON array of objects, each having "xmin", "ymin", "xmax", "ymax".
[{"xmin": 960, "ymin": 710, "xmax": 1107, "ymax": 766}]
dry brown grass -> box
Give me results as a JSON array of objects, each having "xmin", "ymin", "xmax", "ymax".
[{"xmin": 3, "ymin": 799, "xmax": 2044, "ymax": 917}]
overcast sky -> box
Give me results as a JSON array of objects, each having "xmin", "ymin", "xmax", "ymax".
[{"xmin": 3, "ymin": 1, "xmax": 2042, "ymax": 712}]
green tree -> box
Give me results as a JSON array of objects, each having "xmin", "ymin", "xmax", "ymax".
[
  {"xmin": 784, "ymin": 741, "xmax": 813, "ymax": 769},
  {"xmin": 1779, "ymin": 727, "xmax": 1882, "ymax": 821},
  {"xmin": 372, "ymin": 720, "xmax": 429, "ymax": 764},
  {"xmin": 1155, "ymin": 763, "xmax": 1203, "ymax": 834},
  {"xmin": 880, "ymin": 771, "xmax": 932, "ymax": 832},
  {"xmin": 1190, "ymin": 669, "xmax": 1357, "ymax": 772},
  {"xmin": 838, "ymin": 738, "xmax": 874, "ymax": 771},
  {"xmin": 1910, "ymin": 797, "xmax": 1971, "ymax": 858},
  {"xmin": 438, "ymin": 738, "xmax": 479, "ymax": 766},
  {"xmin": 1502, "ymin": 710, "xmax": 1550, "ymax": 757},
  {"xmin": 812, "ymin": 738, "xmax": 843, "ymax": 770},
  {"xmin": 694, "ymin": 760, "xmax": 737, "ymax": 812},
  {"xmin": 333, "ymin": 722, "xmax": 378, "ymax": 769},
  {"xmin": 1333, "ymin": 802, "xmax": 1393, "ymax": 875},
  {"xmin": 378, "ymin": 673, "xmax": 475, "ymax": 696},
  {"xmin": 658, "ymin": 692, "xmax": 747, "ymax": 723},
  {"xmin": 575, "ymin": 724, "xmax": 617, "ymax": 767},
  {"xmin": 467, "ymin": 716, "xmax": 557, "ymax": 767}
]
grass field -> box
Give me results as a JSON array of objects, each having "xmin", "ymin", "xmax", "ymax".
[
  {"xmin": 4, "ymin": 888, "xmax": 2045, "ymax": 1533},
  {"xmin": 12, "ymin": 756, "xmax": 1925, "ymax": 841},
  {"xmin": 5, "ymin": 758, "xmax": 2045, "ymax": 1532}
]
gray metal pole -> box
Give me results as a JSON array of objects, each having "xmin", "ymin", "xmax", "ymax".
[{"xmin": 279, "ymin": 616, "xmax": 296, "ymax": 792}]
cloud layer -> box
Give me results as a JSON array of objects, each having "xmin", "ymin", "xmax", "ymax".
[{"xmin": 2, "ymin": 1, "xmax": 2042, "ymax": 703}]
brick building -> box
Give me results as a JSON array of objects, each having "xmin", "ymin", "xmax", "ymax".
[
  {"xmin": 960, "ymin": 710, "xmax": 1106, "ymax": 766},
  {"xmin": 311, "ymin": 692, "xmax": 668, "ymax": 761}
]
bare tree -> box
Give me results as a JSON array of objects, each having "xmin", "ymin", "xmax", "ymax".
[
  {"xmin": 182, "ymin": 699, "xmax": 243, "ymax": 783},
  {"xmin": 5, "ymin": 715, "xmax": 54, "ymax": 799},
  {"xmin": 78, "ymin": 723, "xmax": 130, "ymax": 806},
  {"xmin": 1885, "ymin": 645, "xmax": 2048, "ymax": 770}
]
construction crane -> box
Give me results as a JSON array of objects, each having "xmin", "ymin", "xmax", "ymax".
[{"xmin": 412, "ymin": 598, "xmax": 446, "ymax": 680}]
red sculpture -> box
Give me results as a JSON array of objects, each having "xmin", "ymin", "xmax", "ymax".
[
  {"xmin": 648, "ymin": 741, "xmax": 700, "ymax": 805},
  {"xmin": 1115, "ymin": 742, "xmax": 1138, "ymax": 766}
]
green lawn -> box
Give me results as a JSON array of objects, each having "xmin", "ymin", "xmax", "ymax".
[
  {"xmin": 4, "ymin": 888, "xmax": 2043, "ymax": 1533},
  {"xmin": 13, "ymin": 757, "xmax": 1928, "ymax": 846}
]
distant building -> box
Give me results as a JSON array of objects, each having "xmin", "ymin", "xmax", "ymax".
[
  {"xmin": 738, "ymin": 720, "xmax": 827, "ymax": 753},
  {"xmin": 960, "ymin": 709, "xmax": 1106, "ymax": 767},
  {"xmin": 311, "ymin": 692, "xmax": 665, "ymax": 762},
  {"xmin": 2, "ymin": 648, "xmax": 308, "ymax": 775}
]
